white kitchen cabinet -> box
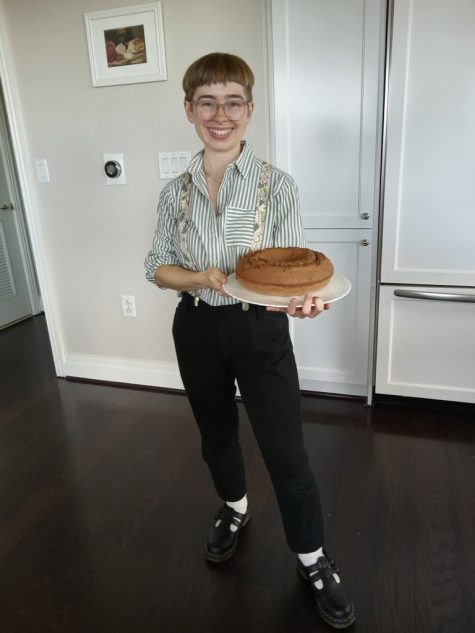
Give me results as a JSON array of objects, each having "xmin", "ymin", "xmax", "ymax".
[
  {"xmin": 375, "ymin": 286, "xmax": 475, "ymax": 403},
  {"xmin": 270, "ymin": 0, "xmax": 386, "ymax": 397},
  {"xmin": 291, "ymin": 229, "xmax": 374, "ymax": 397},
  {"xmin": 270, "ymin": 0, "xmax": 385, "ymax": 229}
]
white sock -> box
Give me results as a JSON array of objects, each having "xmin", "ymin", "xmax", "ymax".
[
  {"xmin": 223, "ymin": 495, "xmax": 248, "ymax": 532},
  {"xmin": 298, "ymin": 547, "xmax": 340, "ymax": 590}
]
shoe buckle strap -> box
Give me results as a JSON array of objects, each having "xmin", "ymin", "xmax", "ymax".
[
  {"xmin": 215, "ymin": 505, "xmax": 245, "ymax": 529},
  {"xmin": 230, "ymin": 516, "xmax": 242, "ymax": 528},
  {"xmin": 306, "ymin": 559, "xmax": 339, "ymax": 583}
]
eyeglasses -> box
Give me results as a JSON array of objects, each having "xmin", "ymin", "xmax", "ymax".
[{"xmin": 189, "ymin": 98, "xmax": 251, "ymax": 121}]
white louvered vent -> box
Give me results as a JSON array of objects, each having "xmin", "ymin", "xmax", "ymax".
[{"xmin": 0, "ymin": 223, "xmax": 16, "ymax": 299}]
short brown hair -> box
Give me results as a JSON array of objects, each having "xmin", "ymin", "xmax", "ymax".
[{"xmin": 182, "ymin": 52, "xmax": 254, "ymax": 102}]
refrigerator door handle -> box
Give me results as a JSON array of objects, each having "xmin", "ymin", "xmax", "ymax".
[{"xmin": 394, "ymin": 289, "xmax": 475, "ymax": 303}]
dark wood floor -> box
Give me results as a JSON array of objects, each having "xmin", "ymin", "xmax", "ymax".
[{"xmin": 0, "ymin": 315, "xmax": 474, "ymax": 633}]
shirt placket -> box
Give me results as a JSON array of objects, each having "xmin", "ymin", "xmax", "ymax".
[
  {"xmin": 209, "ymin": 172, "xmax": 229, "ymax": 268},
  {"xmin": 208, "ymin": 210, "xmax": 219, "ymax": 268}
]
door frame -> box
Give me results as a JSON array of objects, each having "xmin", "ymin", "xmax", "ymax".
[{"xmin": 0, "ymin": 19, "xmax": 64, "ymax": 374}]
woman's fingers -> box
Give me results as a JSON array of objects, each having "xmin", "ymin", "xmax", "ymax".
[{"xmin": 266, "ymin": 294, "xmax": 331, "ymax": 318}]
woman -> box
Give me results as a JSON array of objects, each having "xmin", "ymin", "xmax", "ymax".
[{"xmin": 145, "ymin": 52, "xmax": 355, "ymax": 629}]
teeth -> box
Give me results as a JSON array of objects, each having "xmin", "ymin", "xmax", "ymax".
[{"xmin": 209, "ymin": 128, "xmax": 232, "ymax": 137}]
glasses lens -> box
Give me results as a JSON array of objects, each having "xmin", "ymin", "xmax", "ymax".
[
  {"xmin": 196, "ymin": 100, "xmax": 216, "ymax": 120},
  {"xmin": 224, "ymin": 101, "xmax": 246, "ymax": 119},
  {"xmin": 195, "ymin": 100, "xmax": 247, "ymax": 120}
]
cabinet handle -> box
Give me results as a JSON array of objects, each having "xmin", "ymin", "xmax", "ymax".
[
  {"xmin": 360, "ymin": 239, "xmax": 369, "ymax": 246},
  {"xmin": 361, "ymin": 213, "xmax": 370, "ymax": 220},
  {"xmin": 394, "ymin": 289, "xmax": 475, "ymax": 303},
  {"xmin": 0, "ymin": 202, "xmax": 13, "ymax": 210}
]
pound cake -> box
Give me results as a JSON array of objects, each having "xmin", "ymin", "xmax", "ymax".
[{"xmin": 236, "ymin": 247, "xmax": 334, "ymax": 296}]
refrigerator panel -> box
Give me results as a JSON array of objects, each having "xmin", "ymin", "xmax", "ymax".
[
  {"xmin": 376, "ymin": 285, "xmax": 475, "ymax": 403},
  {"xmin": 380, "ymin": 0, "xmax": 475, "ymax": 286}
]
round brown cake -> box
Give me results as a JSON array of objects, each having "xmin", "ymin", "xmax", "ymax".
[{"xmin": 236, "ymin": 247, "xmax": 334, "ymax": 296}]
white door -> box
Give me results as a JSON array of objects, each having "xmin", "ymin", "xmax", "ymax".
[{"xmin": 0, "ymin": 137, "xmax": 33, "ymax": 329}]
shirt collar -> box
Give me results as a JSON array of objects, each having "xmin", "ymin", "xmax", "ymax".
[
  {"xmin": 234, "ymin": 141, "xmax": 254, "ymax": 178},
  {"xmin": 187, "ymin": 141, "xmax": 255, "ymax": 181}
]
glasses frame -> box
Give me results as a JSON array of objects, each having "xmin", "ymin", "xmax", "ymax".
[{"xmin": 188, "ymin": 98, "xmax": 252, "ymax": 121}]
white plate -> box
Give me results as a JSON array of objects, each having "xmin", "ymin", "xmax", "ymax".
[{"xmin": 223, "ymin": 272, "xmax": 351, "ymax": 308}]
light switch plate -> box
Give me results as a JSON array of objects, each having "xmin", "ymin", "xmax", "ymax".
[
  {"xmin": 35, "ymin": 159, "xmax": 50, "ymax": 183},
  {"xmin": 158, "ymin": 152, "xmax": 191, "ymax": 179}
]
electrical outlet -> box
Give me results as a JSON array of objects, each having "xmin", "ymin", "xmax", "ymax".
[{"xmin": 121, "ymin": 294, "xmax": 136, "ymax": 317}]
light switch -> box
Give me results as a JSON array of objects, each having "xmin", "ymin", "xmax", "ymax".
[
  {"xmin": 35, "ymin": 159, "xmax": 50, "ymax": 183},
  {"xmin": 158, "ymin": 152, "xmax": 191, "ymax": 179}
]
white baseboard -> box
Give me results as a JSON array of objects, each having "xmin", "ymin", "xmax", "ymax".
[
  {"xmin": 62, "ymin": 353, "xmax": 366, "ymax": 398},
  {"xmin": 63, "ymin": 353, "xmax": 184, "ymax": 390},
  {"xmin": 298, "ymin": 379, "xmax": 367, "ymax": 398}
]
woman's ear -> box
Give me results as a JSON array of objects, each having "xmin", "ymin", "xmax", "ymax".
[
  {"xmin": 246, "ymin": 101, "xmax": 255, "ymax": 122},
  {"xmin": 184, "ymin": 100, "xmax": 194, "ymax": 123}
]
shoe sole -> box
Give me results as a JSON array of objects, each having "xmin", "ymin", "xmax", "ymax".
[
  {"xmin": 297, "ymin": 565, "xmax": 356, "ymax": 630},
  {"xmin": 205, "ymin": 513, "xmax": 250, "ymax": 563}
]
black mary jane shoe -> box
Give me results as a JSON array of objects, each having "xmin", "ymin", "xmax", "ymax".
[
  {"xmin": 206, "ymin": 504, "xmax": 250, "ymax": 563},
  {"xmin": 298, "ymin": 553, "xmax": 356, "ymax": 629}
]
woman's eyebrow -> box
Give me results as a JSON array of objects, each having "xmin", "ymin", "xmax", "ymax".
[{"xmin": 196, "ymin": 94, "xmax": 245, "ymax": 100}]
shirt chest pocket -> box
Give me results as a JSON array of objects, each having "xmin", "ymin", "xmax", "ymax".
[{"xmin": 224, "ymin": 206, "xmax": 255, "ymax": 247}]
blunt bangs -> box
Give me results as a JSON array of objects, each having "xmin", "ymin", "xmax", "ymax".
[{"xmin": 183, "ymin": 53, "xmax": 254, "ymax": 102}]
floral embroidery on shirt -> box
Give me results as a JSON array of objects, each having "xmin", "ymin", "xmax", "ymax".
[
  {"xmin": 177, "ymin": 172, "xmax": 198, "ymax": 273},
  {"xmin": 250, "ymin": 162, "xmax": 271, "ymax": 251}
]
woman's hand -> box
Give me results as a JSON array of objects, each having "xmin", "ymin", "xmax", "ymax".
[
  {"xmin": 155, "ymin": 265, "xmax": 229, "ymax": 295},
  {"xmin": 201, "ymin": 267, "xmax": 229, "ymax": 296},
  {"xmin": 266, "ymin": 293, "xmax": 331, "ymax": 319}
]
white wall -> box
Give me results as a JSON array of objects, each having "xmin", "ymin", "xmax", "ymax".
[{"xmin": 0, "ymin": 0, "xmax": 270, "ymax": 386}]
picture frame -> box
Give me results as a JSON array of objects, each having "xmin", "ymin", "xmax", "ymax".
[{"xmin": 84, "ymin": 2, "xmax": 167, "ymax": 87}]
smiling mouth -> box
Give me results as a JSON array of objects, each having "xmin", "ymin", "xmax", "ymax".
[{"xmin": 208, "ymin": 127, "xmax": 233, "ymax": 139}]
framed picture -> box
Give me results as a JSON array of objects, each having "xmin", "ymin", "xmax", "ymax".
[{"xmin": 84, "ymin": 2, "xmax": 167, "ymax": 87}]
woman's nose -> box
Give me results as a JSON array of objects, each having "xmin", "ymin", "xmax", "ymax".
[{"xmin": 214, "ymin": 104, "xmax": 229, "ymax": 119}]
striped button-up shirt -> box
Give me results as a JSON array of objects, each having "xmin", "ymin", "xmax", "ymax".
[{"xmin": 144, "ymin": 142, "xmax": 305, "ymax": 306}]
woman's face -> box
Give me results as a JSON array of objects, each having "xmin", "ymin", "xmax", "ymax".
[{"xmin": 184, "ymin": 81, "xmax": 254, "ymax": 156}]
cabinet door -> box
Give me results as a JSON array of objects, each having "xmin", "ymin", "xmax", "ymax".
[
  {"xmin": 270, "ymin": 0, "xmax": 385, "ymax": 228},
  {"xmin": 380, "ymin": 0, "xmax": 475, "ymax": 286},
  {"xmin": 292, "ymin": 229, "xmax": 373, "ymax": 396},
  {"xmin": 376, "ymin": 286, "xmax": 475, "ymax": 403}
]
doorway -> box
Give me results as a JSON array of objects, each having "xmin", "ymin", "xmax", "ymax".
[{"xmin": 0, "ymin": 83, "xmax": 40, "ymax": 330}]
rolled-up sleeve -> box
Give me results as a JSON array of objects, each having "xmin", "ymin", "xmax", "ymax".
[{"xmin": 144, "ymin": 184, "xmax": 181, "ymax": 286}]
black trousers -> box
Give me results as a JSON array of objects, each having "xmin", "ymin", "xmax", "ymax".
[{"xmin": 172, "ymin": 293, "xmax": 324, "ymax": 553}]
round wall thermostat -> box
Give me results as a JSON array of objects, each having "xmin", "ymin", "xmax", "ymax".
[{"xmin": 104, "ymin": 160, "xmax": 122, "ymax": 178}]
